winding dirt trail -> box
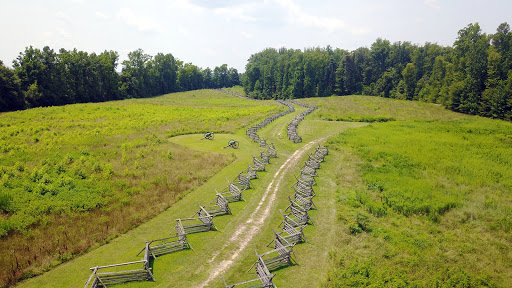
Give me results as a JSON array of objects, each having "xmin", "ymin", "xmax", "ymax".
[{"xmin": 197, "ymin": 137, "xmax": 327, "ymax": 288}]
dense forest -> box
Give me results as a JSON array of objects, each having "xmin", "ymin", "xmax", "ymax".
[
  {"xmin": 0, "ymin": 48, "xmax": 240, "ymax": 112},
  {"xmin": 243, "ymin": 22, "xmax": 512, "ymax": 120}
]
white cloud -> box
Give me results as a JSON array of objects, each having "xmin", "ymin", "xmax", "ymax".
[
  {"xmin": 95, "ymin": 11, "xmax": 109, "ymax": 20},
  {"xmin": 178, "ymin": 25, "xmax": 190, "ymax": 36},
  {"xmin": 168, "ymin": 0, "xmax": 206, "ymax": 14},
  {"xmin": 425, "ymin": 0, "xmax": 441, "ymax": 9},
  {"xmin": 56, "ymin": 27, "xmax": 71, "ymax": 39},
  {"xmin": 241, "ymin": 31, "xmax": 253, "ymax": 39},
  {"xmin": 350, "ymin": 26, "xmax": 372, "ymax": 35},
  {"xmin": 274, "ymin": 0, "xmax": 346, "ymax": 32},
  {"xmin": 56, "ymin": 11, "xmax": 71, "ymax": 22},
  {"xmin": 213, "ymin": 4, "xmax": 258, "ymax": 22},
  {"xmin": 203, "ymin": 47, "xmax": 216, "ymax": 56},
  {"xmin": 116, "ymin": 7, "xmax": 162, "ymax": 32}
]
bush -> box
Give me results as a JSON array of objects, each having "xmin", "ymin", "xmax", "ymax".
[{"xmin": 0, "ymin": 192, "xmax": 12, "ymax": 212}]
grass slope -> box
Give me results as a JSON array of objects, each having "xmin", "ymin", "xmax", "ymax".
[
  {"xmin": 17, "ymin": 99, "xmax": 365, "ymax": 288},
  {"xmin": 0, "ymin": 90, "xmax": 284, "ymax": 287},
  {"xmin": 15, "ymin": 94, "xmax": 511, "ymax": 288},
  {"xmin": 304, "ymin": 95, "xmax": 512, "ymax": 287}
]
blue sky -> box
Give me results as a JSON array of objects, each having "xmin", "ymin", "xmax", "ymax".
[{"xmin": 1, "ymin": 0, "xmax": 511, "ymax": 72}]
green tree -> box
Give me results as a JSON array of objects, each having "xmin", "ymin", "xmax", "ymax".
[
  {"xmin": 0, "ymin": 61, "xmax": 25, "ymax": 111},
  {"xmin": 121, "ymin": 49, "xmax": 152, "ymax": 98},
  {"xmin": 228, "ymin": 67, "xmax": 240, "ymax": 87},
  {"xmin": 402, "ymin": 63, "xmax": 417, "ymax": 100},
  {"xmin": 453, "ymin": 23, "xmax": 489, "ymax": 114},
  {"xmin": 148, "ymin": 53, "xmax": 178, "ymax": 95}
]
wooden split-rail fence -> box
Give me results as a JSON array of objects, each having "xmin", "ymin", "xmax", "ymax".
[
  {"xmin": 213, "ymin": 88, "xmax": 260, "ymax": 101},
  {"xmin": 84, "ymin": 244, "xmax": 155, "ymax": 288},
  {"xmin": 200, "ymin": 193, "xmax": 232, "ymax": 216},
  {"xmin": 246, "ymin": 100, "xmax": 294, "ymax": 145},
  {"xmin": 220, "ymin": 181, "xmax": 246, "ymax": 203},
  {"xmin": 223, "ymin": 145, "xmax": 329, "ymax": 287},
  {"xmin": 285, "ymin": 100, "xmax": 318, "ymax": 144},
  {"xmin": 84, "ymin": 93, "xmax": 299, "ymax": 288}
]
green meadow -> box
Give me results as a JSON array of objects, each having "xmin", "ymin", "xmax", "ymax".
[
  {"xmin": 303, "ymin": 96, "xmax": 512, "ymax": 287},
  {"xmin": 0, "ymin": 89, "xmax": 284, "ymax": 287},
  {"xmin": 4, "ymin": 92, "xmax": 512, "ymax": 288}
]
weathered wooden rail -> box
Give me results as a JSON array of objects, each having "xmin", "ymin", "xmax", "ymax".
[
  {"xmin": 268, "ymin": 225, "xmax": 307, "ymax": 247},
  {"xmin": 314, "ymin": 145, "xmax": 329, "ymax": 158},
  {"xmin": 285, "ymin": 100, "xmax": 317, "ymax": 144},
  {"xmin": 84, "ymin": 244, "xmax": 155, "ymax": 288},
  {"xmin": 300, "ymin": 163, "xmax": 317, "ymax": 177},
  {"xmin": 220, "ymin": 182, "xmax": 246, "ymax": 203},
  {"xmin": 246, "ymin": 100, "xmax": 294, "ymax": 145},
  {"xmin": 296, "ymin": 172, "xmax": 316, "ymax": 186},
  {"xmin": 236, "ymin": 171, "xmax": 254, "ymax": 190},
  {"xmin": 267, "ymin": 143, "xmax": 278, "ymax": 158},
  {"xmin": 201, "ymin": 194, "xmax": 232, "ymax": 216},
  {"xmin": 283, "ymin": 201, "xmax": 314, "ymax": 226},
  {"xmin": 250, "ymin": 156, "xmax": 267, "ymax": 171},
  {"xmin": 260, "ymin": 151, "xmax": 271, "ymax": 165},
  {"xmin": 289, "ymin": 194, "xmax": 316, "ymax": 211},
  {"xmin": 292, "ymin": 177, "xmax": 316, "ymax": 198},
  {"xmin": 249, "ymin": 243, "xmax": 296, "ymax": 273},
  {"xmin": 137, "ymin": 234, "xmax": 192, "ymax": 259},
  {"xmin": 212, "ymin": 88, "xmax": 259, "ymax": 101},
  {"xmin": 173, "ymin": 212, "xmax": 216, "ymax": 235},
  {"xmin": 304, "ymin": 157, "xmax": 321, "ymax": 169}
]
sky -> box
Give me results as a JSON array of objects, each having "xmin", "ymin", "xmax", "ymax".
[{"xmin": 1, "ymin": 0, "xmax": 511, "ymax": 72}]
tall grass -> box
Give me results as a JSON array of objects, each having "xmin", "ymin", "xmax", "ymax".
[
  {"xmin": 302, "ymin": 95, "xmax": 470, "ymax": 121},
  {"xmin": 0, "ymin": 89, "xmax": 284, "ymax": 287},
  {"xmin": 321, "ymin": 96, "xmax": 512, "ymax": 287}
]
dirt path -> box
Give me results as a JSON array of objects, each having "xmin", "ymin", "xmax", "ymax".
[{"xmin": 197, "ymin": 138, "xmax": 326, "ymax": 287}]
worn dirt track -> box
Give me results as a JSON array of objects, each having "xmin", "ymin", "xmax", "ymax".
[{"xmin": 197, "ymin": 137, "xmax": 327, "ymax": 288}]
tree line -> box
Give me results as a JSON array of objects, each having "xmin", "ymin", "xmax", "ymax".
[
  {"xmin": 243, "ymin": 22, "xmax": 512, "ymax": 120},
  {"xmin": 0, "ymin": 48, "xmax": 240, "ymax": 112}
]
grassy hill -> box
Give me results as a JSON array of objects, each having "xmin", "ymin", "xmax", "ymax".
[
  {"xmin": 302, "ymin": 96, "xmax": 512, "ymax": 287},
  {"xmin": 6, "ymin": 93, "xmax": 512, "ymax": 287},
  {"xmin": 0, "ymin": 89, "xmax": 284, "ymax": 287}
]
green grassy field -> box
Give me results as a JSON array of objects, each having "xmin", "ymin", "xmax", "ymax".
[
  {"xmin": 0, "ymin": 89, "xmax": 285, "ymax": 287},
  {"xmin": 303, "ymin": 96, "xmax": 512, "ymax": 287},
  {"xmin": 8, "ymin": 93, "xmax": 512, "ymax": 288},
  {"xmin": 303, "ymin": 95, "xmax": 469, "ymax": 122},
  {"xmin": 15, "ymin": 95, "xmax": 366, "ymax": 288}
]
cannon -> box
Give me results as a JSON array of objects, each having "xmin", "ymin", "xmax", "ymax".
[
  {"xmin": 201, "ymin": 132, "xmax": 214, "ymax": 140},
  {"xmin": 223, "ymin": 139, "xmax": 239, "ymax": 149}
]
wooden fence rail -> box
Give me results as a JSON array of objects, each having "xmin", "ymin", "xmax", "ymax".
[
  {"xmin": 136, "ymin": 234, "xmax": 192, "ymax": 260},
  {"xmin": 285, "ymin": 100, "xmax": 317, "ymax": 143},
  {"xmin": 84, "ymin": 259, "xmax": 155, "ymax": 287},
  {"xmin": 174, "ymin": 214, "xmax": 216, "ymax": 235},
  {"xmin": 201, "ymin": 194, "xmax": 232, "ymax": 216},
  {"xmin": 220, "ymin": 183, "xmax": 246, "ymax": 203},
  {"xmin": 267, "ymin": 144, "xmax": 278, "ymax": 158},
  {"xmin": 249, "ymin": 243, "xmax": 296, "ymax": 273}
]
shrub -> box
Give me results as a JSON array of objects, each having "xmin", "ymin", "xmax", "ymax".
[{"xmin": 0, "ymin": 192, "xmax": 12, "ymax": 213}]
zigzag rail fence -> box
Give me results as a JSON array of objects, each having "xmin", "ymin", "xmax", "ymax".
[
  {"xmin": 286, "ymin": 100, "xmax": 317, "ymax": 144},
  {"xmin": 222, "ymin": 144, "xmax": 328, "ymax": 288},
  {"xmin": 84, "ymin": 94, "xmax": 294, "ymax": 287}
]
